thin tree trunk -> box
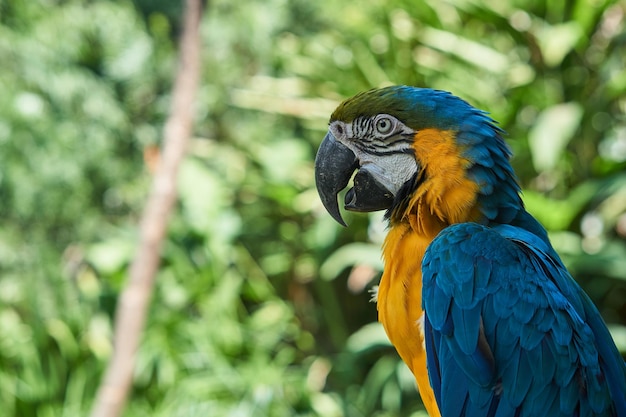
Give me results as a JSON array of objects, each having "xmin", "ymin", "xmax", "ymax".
[{"xmin": 89, "ymin": 1, "xmax": 203, "ymax": 416}]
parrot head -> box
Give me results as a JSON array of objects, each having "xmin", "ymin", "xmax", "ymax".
[{"xmin": 315, "ymin": 86, "xmax": 520, "ymax": 227}]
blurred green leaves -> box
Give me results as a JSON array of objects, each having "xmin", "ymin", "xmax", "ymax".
[
  {"xmin": 528, "ymin": 103, "xmax": 583, "ymax": 172},
  {"xmin": 1, "ymin": 0, "xmax": 625, "ymax": 416},
  {"xmin": 536, "ymin": 21, "xmax": 583, "ymax": 67},
  {"xmin": 320, "ymin": 243, "xmax": 383, "ymax": 281}
]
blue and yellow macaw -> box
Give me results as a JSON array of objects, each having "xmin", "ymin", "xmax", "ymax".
[{"xmin": 314, "ymin": 86, "xmax": 626, "ymax": 417}]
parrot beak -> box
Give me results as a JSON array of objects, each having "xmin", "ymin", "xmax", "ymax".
[
  {"xmin": 315, "ymin": 132, "xmax": 395, "ymax": 226},
  {"xmin": 314, "ymin": 132, "xmax": 358, "ymax": 226}
]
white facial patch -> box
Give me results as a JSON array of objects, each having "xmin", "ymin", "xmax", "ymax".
[{"xmin": 358, "ymin": 153, "xmax": 417, "ymax": 195}]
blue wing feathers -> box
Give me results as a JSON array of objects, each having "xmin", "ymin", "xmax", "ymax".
[
  {"xmin": 501, "ymin": 349, "xmax": 525, "ymax": 407},
  {"xmin": 518, "ymin": 317, "xmax": 544, "ymax": 349},
  {"xmin": 582, "ymin": 298, "xmax": 626, "ymax": 415},
  {"xmin": 493, "ymin": 396, "xmax": 517, "ymax": 417},
  {"xmin": 445, "ymin": 327, "xmax": 494, "ymax": 387},
  {"xmin": 428, "ymin": 282, "xmax": 453, "ymax": 330},
  {"xmin": 464, "ymin": 145, "xmax": 493, "ymax": 167},
  {"xmin": 494, "ymin": 322, "xmax": 518, "ymax": 364},
  {"xmin": 493, "ymin": 286, "xmax": 516, "ymax": 318},
  {"xmin": 440, "ymin": 341, "xmax": 471, "ymax": 417},
  {"xmin": 560, "ymin": 377, "xmax": 579, "ymax": 415},
  {"xmin": 512, "ymin": 298, "xmax": 535, "ymax": 324},
  {"xmin": 451, "ymin": 304, "xmax": 481, "ymax": 354},
  {"xmin": 455, "ymin": 276, "xmax": 477, "ymax": 308},
  {"xmin": 422, "ymin": 222, "xmax": 626, "ymax": 417},
  {"xmin": 474, "ymin": 256, "xmax": 492, "ymax": 292},
  {"xmin": 553, "ymin": 311, "xmax": 574, "ymax": 346},
  {"xmin": 425, "ymin": 316, "xmax": 443, "ymax": 405}
]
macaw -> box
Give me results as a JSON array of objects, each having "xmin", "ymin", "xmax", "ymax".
[{"xmin": 314, "ymin": 86, "xmax": 626, "ymax": 417}]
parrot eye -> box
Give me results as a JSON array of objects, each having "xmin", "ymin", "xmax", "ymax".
[{"xmin": 374, "ymin": 115, "xmax": 395, "ymax": 136}]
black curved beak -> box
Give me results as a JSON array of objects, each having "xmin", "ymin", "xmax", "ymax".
[
  {"xmin": 314, "ymin": 132, "xmax": 358, "ymax": 226},
  {"xmin": 315, "ymin": 132, "xmax": 396, "ymax": 226}
]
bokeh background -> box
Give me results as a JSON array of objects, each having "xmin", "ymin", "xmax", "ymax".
[{"xmin": 1, "ymin": 0, "xmax": 625, "ymax": 416}]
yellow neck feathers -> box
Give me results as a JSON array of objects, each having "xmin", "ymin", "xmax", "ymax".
[
  {"xmin": 377, "ymin": 129, "xmax": 479, "ymax": 417},
  {"xmin": 396, "ymin": 128, "xmax": 481, "ymax": 231}
]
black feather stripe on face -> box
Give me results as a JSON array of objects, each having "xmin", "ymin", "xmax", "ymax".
[
  {"xmin": 385, "ymin": 169, "xmax": 424, "ymax": 222},
  {"xmin": 348, "ymin": 115, "xmax": 415, "ymax": 156}
]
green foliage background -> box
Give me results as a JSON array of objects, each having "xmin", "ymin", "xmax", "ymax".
[{"xmin": 1, "ymin": 0, "xmax": 625, "ymax": 416}]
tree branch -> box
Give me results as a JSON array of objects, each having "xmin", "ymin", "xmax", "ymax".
[{"xmin": 89, "ymin": 1, "xmax": 203, "ymax": 416}]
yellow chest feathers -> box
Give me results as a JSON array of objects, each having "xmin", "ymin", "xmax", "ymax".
[
  {"xmin": 378, "ymin": 224, "xmax": 430, "ymax": 363},
  {"xmin": 378, "ymin": 223, "xmax": 439, "ymax": 416}
]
